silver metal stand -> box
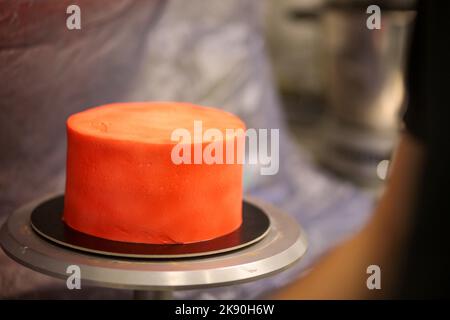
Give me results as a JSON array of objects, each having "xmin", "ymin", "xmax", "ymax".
[{"xmin": 0, "ymin": 194, "xmax": 307, "ymax": 299}]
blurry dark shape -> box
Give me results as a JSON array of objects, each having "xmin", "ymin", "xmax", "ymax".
[
  {"xmin": 319, "ymin": 0, "xmax": 416, "ymax": 185},
  {"xmin": 265, "ymin": 0, "xmax": 324, "ymax": 99},
  {"xmin": 264, "ymin": 0, "xmax": 326, "ymax": 154}
]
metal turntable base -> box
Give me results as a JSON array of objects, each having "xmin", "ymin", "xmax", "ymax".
[{"xmin": 0, "ymin": 194, "xmax": 307, "ymax": 299}]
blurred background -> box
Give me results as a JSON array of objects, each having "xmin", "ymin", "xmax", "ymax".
[
  {"xmin": 0, "ymin": 0, "xmax": 416, "ymax": 299},
  {"xmin": 266, "ymin": 0, "xmax": 415, "ymax": 186}
]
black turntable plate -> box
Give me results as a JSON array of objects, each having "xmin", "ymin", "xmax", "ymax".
[{"xmin": 30, "ymin": 195, "xmax": 270, "ymax": 259}]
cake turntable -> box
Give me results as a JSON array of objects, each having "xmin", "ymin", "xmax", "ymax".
[
  {"xmin": 0, "ymin": 193, "xmax": 307, "ymax": 299},
  {"xmin": 30, "ymin": 195, "xmax": 271, "ymax": 259}
]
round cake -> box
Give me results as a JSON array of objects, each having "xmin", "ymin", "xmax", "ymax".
[{"xmin": 63, "ymin": 102, "xmax": 245, "ymax": 244}]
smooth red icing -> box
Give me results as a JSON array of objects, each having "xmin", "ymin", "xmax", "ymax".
[{"xmin": 63, "ymin": 102, "xmax": 245, "ymax": 244}]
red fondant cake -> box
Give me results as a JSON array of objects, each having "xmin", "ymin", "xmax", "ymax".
[{"xmin": 63, "ymin": 102, "xmax": 245, "ymax": 244}]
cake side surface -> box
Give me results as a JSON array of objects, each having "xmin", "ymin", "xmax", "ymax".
[{"xmin": 63, "ymin": 102, "xmax": 245, "ymax": 244}]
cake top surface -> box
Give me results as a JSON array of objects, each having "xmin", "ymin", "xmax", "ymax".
[{"xmin": 67, "ymin": 102, "xmax": 245, "ymax": 144}]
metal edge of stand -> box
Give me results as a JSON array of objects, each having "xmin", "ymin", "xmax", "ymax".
[{"xmin": 0, "ymin": 193, "xmax": 308, "ymax": 291}]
